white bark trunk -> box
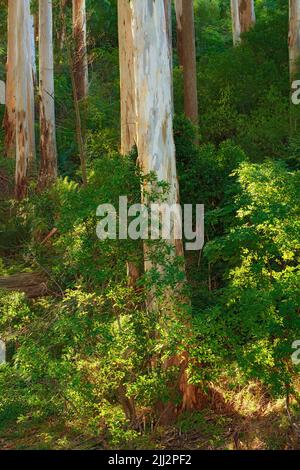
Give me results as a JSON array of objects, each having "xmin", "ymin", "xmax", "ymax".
[
  {"xmin": 72, "ymin": 0, "xmax": 88, "ymax": 100},
  {"xmin": 231, "ymin": 0, "xmax": 256, "ymax": 46},
  {"xmin": 15, "ymin": 0, "xmax": 35, "ymax": 200},
  {"xmin": 4, "ymin": 0, "xmax": 17, "ymax": 158},
  {"xmin": 38, "ymin": 0, "xmax": 57, "ymax": 187},
  {"xmin": 289, "ymin": 0, "xmax": 300, "ymax": 81},
  {"xmin": 130, "ymin": 0, "xmax": 183, "ymax": 267}
]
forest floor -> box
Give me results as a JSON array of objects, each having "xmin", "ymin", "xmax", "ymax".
[{"xmin": 1, "ymin": 381, "xmax": 300, "ymax": 450}]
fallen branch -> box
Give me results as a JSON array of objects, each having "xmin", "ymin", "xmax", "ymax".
[{"xmin": 0, "ymin": 272, "xmax": 48, "ymax": 298}]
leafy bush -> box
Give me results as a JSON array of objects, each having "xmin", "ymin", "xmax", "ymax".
[{"xmin": 193, "ymin": 161, "xmax": 300, "ymax": 396}]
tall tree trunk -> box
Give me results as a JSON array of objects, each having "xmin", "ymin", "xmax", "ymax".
[
  {"xmin": 130, "ymin": 0, "xmax": 181, "ymax": 254},
  {"xmin": 15, "ymin": 0, "xmax": 35, "ymax": 200},
  {"xmin": 27, "ymin": 11, "xmax": 37, "ymax": 171},
  {"xmin": 289, "ymin": 0, "xmax": 300, "ymax": 82},
  {"xmin": 164, "ymin": 0, "xmax": 174, "ymax": 115},
  {"xmin": 38, "ymin": 0, "xmax": 58, "ymax": 188},
  {"xmin": 118, "ymin": 0, "xmax": 136, "ymax": 155},
  {"xmin": 130, "ymin": 0, "xmax": 202, "ymax": 421},
  {"xmin": 72, "ymin": 0, "xmax": 88, "ymax": 101},
  {"xmin": 174, "ymin": 0, "xmax": 199, "ymax": 126},
  {"xmin": 231, "ymin": 0, "xmax": 256, "ymax": 46},
  {"xmin": 4, "ymin": 0, "xmax": 17, "ymax": 159}
]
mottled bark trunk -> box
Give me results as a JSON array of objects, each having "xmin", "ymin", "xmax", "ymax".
[
  {"xmin": 38, "ymin": 0, "xmax": 58, "ymax": 188},
  {"xmin": 231, "ymin": 0, "xmax": 256, "ymax": 45},
  {"xmin": 118, "ymin": 0, "xmax": 136, "ymax": 155},
  {"xmin": 4, "ymin": 0, "xmax": 17, "ymax": 159},
  {"xmin": 130, "ymin": 0, "xmax": 182, "ymax": 260},
  {"xmin": 15, "ymin": 0, "xmax": 35, "ymax": 200},
  {"xmin": 289, "ymin": 0, "xmax": 300, "ymax": 81},
  {"xmin": 130, "ymin": 0, "xmax": 202, "ymax": 420},
  {"xmin": 72, "ymin": 0, "xmax": 88, "ymax": 100},
  {"xmin": 175, "ymin": 0, "xmax": 199, "ymax": 125}
]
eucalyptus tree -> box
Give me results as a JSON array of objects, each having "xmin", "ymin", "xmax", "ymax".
[
  {"xmin": 289, "ymin": 0, "xmax": 300, "ymax": 81},
  {"xmin": 174, "ymin": 0, "xmax": 199, "ymax": 125},
  {"xmin": 72, "ymin": 0, "xmax": 88, "ymax": 100},
  {"xmin": 38, "ymin": 0, "xmax": 58, "ymax": 188},
  {"xmin": 231, "ymin": 0, "xmax": 256, "ymax": 45},
  {"xmin": 4, "ymin": 0, "xmax": 17, "ymax": 159},
  {"xmin": 15, "ymin": 0, "xmax": 36, "ymax": 200}
]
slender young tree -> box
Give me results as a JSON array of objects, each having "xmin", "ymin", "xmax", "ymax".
[
  {"xmin": 72, "ymin": 0, "xmax": 88, "ymax": 100},
  {"xmin": 231, "ymin": 0, "xmax": 256, "ymax": 45},
  {"xmin": 4, "ymin": 0, "xmax": 17, "ymax": 159},
  {"xmin": 289, "ymin": 0, "xmax": 300, "ymax": 82},
  {"xmin": 15, "ymin": 0, "xmax": 35, "ymax": 200},
  {"xmin": 164, "ymin": 0, "xmax": 173, "ymax": 109},
  {"xmin": 38, "ymin": 0, "xmax": 57, "ymax": 188},
  {"xmin": 118, "ymin": 0, "xmax": 136, "ymax": 155},
  {"xmin": 27, "ymin": 11, "xmax": 37, "ymax": 171},
  {"xmin": 174, "ymin": 0, "xmax": 199, "ymax": 125}
]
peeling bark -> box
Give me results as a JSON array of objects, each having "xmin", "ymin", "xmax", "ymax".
[
  {"xmin": 72, "ymin": 0, "xmax": 88, "ymax": 100},
  {"xmin": 15, "ymin": 0, "xmax": 35, "ymax": 200},
  {"xmin": 231, "ymin": 0, "xmax": 256, "ymax": 45},
  {"xmin": 38, "ymin": 0, "xmax": 58, "ymax": 189},
  {"xmin": 289, "ymin": 0, "xmax": 300, "ymax": 81},
  {"xmin": 174, "ymin": 0, "xmax": 199, "ymax": 125}
]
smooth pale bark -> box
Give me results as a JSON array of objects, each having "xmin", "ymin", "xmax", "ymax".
[
  {"xmin": 174, "ymin": 0, "xmax": 199, "ymax": 125},
  {"xmin": 38, "ymin": 0, "xmax": 58, "ymax": 188},
  {"xmin": 15, "ymin": 0, "xmax": 35, "ymax": 200},
  {"xmin": 130, "ymin": 1, "xmax": 203, "ymax": 418},
  {"xmin": 4, "ymin": 0, "xmax": 17, "ymax": 158},
  {"xmin": 289, "ymin": 0, "xmax": 300, "ymax": 81},
  {"xmin": 72, "ymin": 0, "xmax": 88, "ymax": 100},
  {"xmin": 130, "ymin": 0, "xmax": 183, "ymax": 263},
  {"xmin": 231, "ymin": 0, "xmax": 256, "ymax": 45},
  {"xmin": 118, "ymin": 0, "xmax": 136, "ymax": 155}
]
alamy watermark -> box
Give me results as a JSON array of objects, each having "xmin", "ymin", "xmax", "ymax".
[
  {"xmin": 96, "ymin": 196, "xmax": 204, "ymax": 251},
  {"xmin": 291, "ymin": 80, "xmax": 300, "ymax": 105},
  {"xmin": 291, "ymin": 340, "xmax": 300, "ymax": 365}
]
